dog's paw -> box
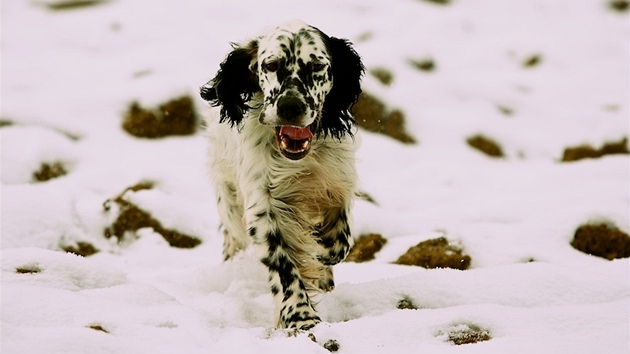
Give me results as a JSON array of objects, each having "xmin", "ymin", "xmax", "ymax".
[{"xmin": 317, "ymin": 247, "xmax": 349, "ymax": 266}]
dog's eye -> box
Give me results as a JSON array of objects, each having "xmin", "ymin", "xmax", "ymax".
[
  {"xmin": 264, "ymin": 61, "xmax": 279, "ymax": 73},
  {"xmin": 312, "ymin": 63, "xmax": 326, "ymax": 72}
]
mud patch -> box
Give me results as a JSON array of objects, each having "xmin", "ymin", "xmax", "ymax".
[
  {"xmin": 497, "ymin": 105, "xmax": 514, "ymax": 116},
  {"xmin": 16, "ymin": 264, "xmax": 42, "ymax": 274},
  {"xmin": 571, "ymin": 223, "xmax": 630, "ymax": 260},
  {"xmin": 33, "ymin": 162, "xmax": 68, "ymax": 182},
  {"xmin": 61, "ymin": 241, "xmax": 99, "ymax": 257},
  {"xmin": 103, "ymin": 181, "xmax": 201, "ymax": 248},
  {"xmin": 561, "ymin": 137, "xmax": 628, "ymax": 162},
  {"xmin": 38, "ymin": 0, "xmax": 110, "ymax": 10},
  {"xmin": 369, "ymin": 67, "xmax": 394, "ymax": 86},
  {"xmin": 345, "ymin": 233, "xmax": 387, "ymax": 263},
  {"xmin": 522, "ymin": 54, "xmax": 542, "ymax": 68},
  {"xmin": 394, "ymin": 237, "xmax": 471, "ymax": 270},
  {"xmin": 352, "ymin": 92, "xmax": 416, "ymax": 144},
  {"xmin": 467, "ymin": 135, "xmax": 504, "ymax": 158},
  {"xmin": 609, "ymin": 0, "xmax": 629, "ymax": 12},
  {"xmin": 418, "ymin": 0, "xmax": 451, "ymax": 5},
  {"xmin": 123, "ymin": 96, "xmax": 198, "ymax": 138},
  {"xmin": 87, "ymin": 324, "xmax": 109, "ymax": 333},
  {"xmin": 355, "ymin": 32, "xmax": 373, "ymax": 43},
  {"xmin": 436, "ymin": 322, "xmax": 492, "ymax": 345},
  {"xmin": 409, "ymin": 58, "xmax": 436, "ymax": 72},
  {"xmin": 397, "ymin": 296, "xmax": 419, "ymax": 310}
]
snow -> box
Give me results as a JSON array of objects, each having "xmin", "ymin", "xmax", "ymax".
[{"xmin": 1, "ymin": 0, "xmax": 629, "ymax": 353}]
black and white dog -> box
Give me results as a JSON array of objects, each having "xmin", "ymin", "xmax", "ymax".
[{"xmin": 200, "ymin": 20, "xmax": 364, "ymax": 330}]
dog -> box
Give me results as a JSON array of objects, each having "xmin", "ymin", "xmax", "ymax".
[{"xmin": 200, "ymin": 20, "xmax": 364, "ymax": 330}]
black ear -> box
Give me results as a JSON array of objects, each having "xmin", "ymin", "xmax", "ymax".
[
  {"xmin": 200, "ymin": 40, "xmax": 259, "ymax": 127},
  {"xmin": 320, "ymin": 36, "xmax": 364, "ymax": 139}
]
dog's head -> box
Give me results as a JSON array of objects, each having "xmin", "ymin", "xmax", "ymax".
[{"xmin": 201, "ymin": 20, "xmax": 364, "ymax": 160}]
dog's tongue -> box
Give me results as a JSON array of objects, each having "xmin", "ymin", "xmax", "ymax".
[{"xmin": 279, "ymin": 126, "xmax": 313, "ymax": 140}]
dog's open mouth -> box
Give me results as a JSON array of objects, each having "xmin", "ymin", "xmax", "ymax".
[{"xmin": 275, "ymin": 125, "xmax": 313, "ymax": 160}]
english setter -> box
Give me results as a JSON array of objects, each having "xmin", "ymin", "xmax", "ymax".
[{"xmin": 200, "ymin": 20, "xmax": 364, "ymax": 330}]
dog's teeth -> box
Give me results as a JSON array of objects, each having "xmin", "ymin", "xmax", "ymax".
[
  {"xmin": 301, "ymin": 140, "xmax": 310, "ymax": 150},
  {"xmin": 280, "ymin": 136, "xmax": 290, "ymax": 150}
]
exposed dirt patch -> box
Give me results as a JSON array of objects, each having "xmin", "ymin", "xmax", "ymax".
[
  {"xmin": 352, "ymin": 92, "xmax": 416, "ymax": 144},
  {"xmin": 609, "ymin": 0, "xmax": 629, "ymax": 12},
  {"xmin": 87, "ymin": 324, "xmax": 109, "ymax": 333},
  {"xmin": 522, "ymin": 54, "xmax": 542, "ymax": 68},
  {"xmin": 62, "ymin": 241, "xmax": 99, "ymax": 257},
  {"xmin": 345, "ymin": 233, "xmax": 387, "ymax": 263},
  {"xmin": 103, "ymin": 181, "xmax": 202, "ymax": 248},
  {"xmin": 418, "ymin": 0, "xmax": 451, "ymax": 5},
  {"xmin": 467, "ymin": 135, "xmax": 504, "ymax": 158},
  {"xmin": 436, "ymin": 323, "xmax": 492, "ymax": 345},
  {"xmin": 561, "ymin": 137, "xmax": 628, "ymax": 162},
  {"xmin": 409, "ymin": 58, "xmax": 436, "ymax": 72},
  {"xmin": 123, "ymin": 96, "xmax": 198, "ymax": 138},
  {"xmin": 369, "ymin": 67, "xmax": 394, "ymax": 86},
  {"xmin": 355, "ymin": 32, "xmax": 373, "ymax": 43},
  {"xmin": 497, "ymin": 105, "xmax": 514, "ymax": 116},
  {"xmin": 394, "ymin": 237, "xmax": 471, "ymax": 270},
  {"xmin": 571, "ymin": 223, "xmax": 630, "ymax": 260},
  {"xmin": 33, "ymin": 162, "xmax": 68, "ymax": 182},
  {"xmin": 397, "ymin": 296, "xmax": 419, "ymax": 310},
  {"xmin": 16, "ymin": 264, "xmax": 42, "ymax": 274},
  {"xmin": 40, "ymin": 0, "xmax": 110, "ymax": 11}
]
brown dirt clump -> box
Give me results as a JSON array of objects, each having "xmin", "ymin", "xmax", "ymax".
[
  {"xmin": 523, "ymin": 54, "xmax": 542, "ymax": 68},
  {"xmin": 123, "ymin": 96, "xmax": 197, "ymax": 138},
  {"xmin": 418, "ymin": 0, "xmax": 451, "ymax": 5},
  {"xmin": 41, "ymin": 0, "xmax": 109, "ymax": 11},
  {"xmin": 437, "ymin": 323, "xmax": 492, "ymax": 345},
  {"xmin": 561, "ymin": 137, "xmax": 628, "ymax": 162},
  {"xmin": 409, "ymin": 58, "xmax": 436, "ymax": 72},
  {"xmin": 352, "ymin": 92, "xmax": 416, "ymax": 144},
  {"xmin": 87, "ymin": 324, "xmax": 109, "ymax": 333},
  {"xmin": 345, "ymin": 233, "xmax": 387, "ymax": 263},
  {"xmin": 33, "ymin": 162, "xmax": 68, "ymax": 182},
  {"xmin": 609, "ymin": 0, "xmax": 629, "ymax": 12},
  {"xmin": 16, "ymin": 264, "xmax": 42, "ymax": 274},
  {"xmin": 497, "ymin": 105, "xmax": 514, "ymax": 116},
  {"xmin": 62, "ymin": 241, "xmax": 99, "ymax": 257},
  {"xmin": 467, "ymin": 135, "xmax": 504, "ymax": 158},
  {"xmin": 369, "ymin": 67, "xmax": 394, "ymax": 86},
  {"xmin": 395, "ymin": 237, "xmax": 471, "ymax": 270},
  {"xmin": 571, "ymin": 223, "xmax": 630, "ymax": 260},
  {"xmin": 104, "ymin": 181, "xmax": 202, "ymax": 248},
  {"xmin": 397, "ymin": 296, "xmax": 419, "ymax": 310}
]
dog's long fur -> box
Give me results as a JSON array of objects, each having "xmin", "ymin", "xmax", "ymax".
[{"xmin": 200, "ymin": 20, "xmax": 364, "ymax": 330}]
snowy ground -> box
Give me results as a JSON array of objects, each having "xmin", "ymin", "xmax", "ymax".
[{"xmin": 1, "ymin": 0, "xmax": 629, "ymax": 353}]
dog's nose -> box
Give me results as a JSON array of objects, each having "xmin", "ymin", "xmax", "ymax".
[{"xmin": 277, "ymin": 96, "xmax": 306, "ymax": 121}]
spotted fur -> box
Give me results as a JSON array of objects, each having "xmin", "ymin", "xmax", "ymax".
[{"xmin": 200, "ymin": 20, "xmax": 364, "ymax": 330}]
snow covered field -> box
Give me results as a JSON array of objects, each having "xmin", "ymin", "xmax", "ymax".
[{"xmin": 1, "ymin": 0, "xmax": 629, "ymax": 353}]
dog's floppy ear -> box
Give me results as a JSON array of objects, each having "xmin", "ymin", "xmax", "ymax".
[
  {"xmin": 320, "ymin": 36, "xmax": 364, "ymax": 139},
  {"xmin": 200, "ymin": 40, "xmax": 260, "ymax": 127}
]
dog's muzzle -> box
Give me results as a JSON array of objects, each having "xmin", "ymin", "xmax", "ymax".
[{"xmin": 275, "ymin": 125, "xmax": 313, "ymax": 161}]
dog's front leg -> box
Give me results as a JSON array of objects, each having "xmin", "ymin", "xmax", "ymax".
[
  {"xmin": 317, "ymin": 205, "xmax": 354, "ymax": 267},
  {"xmin": 244, "ymin": 198, "xmax": 321, "ymax": 330}
]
